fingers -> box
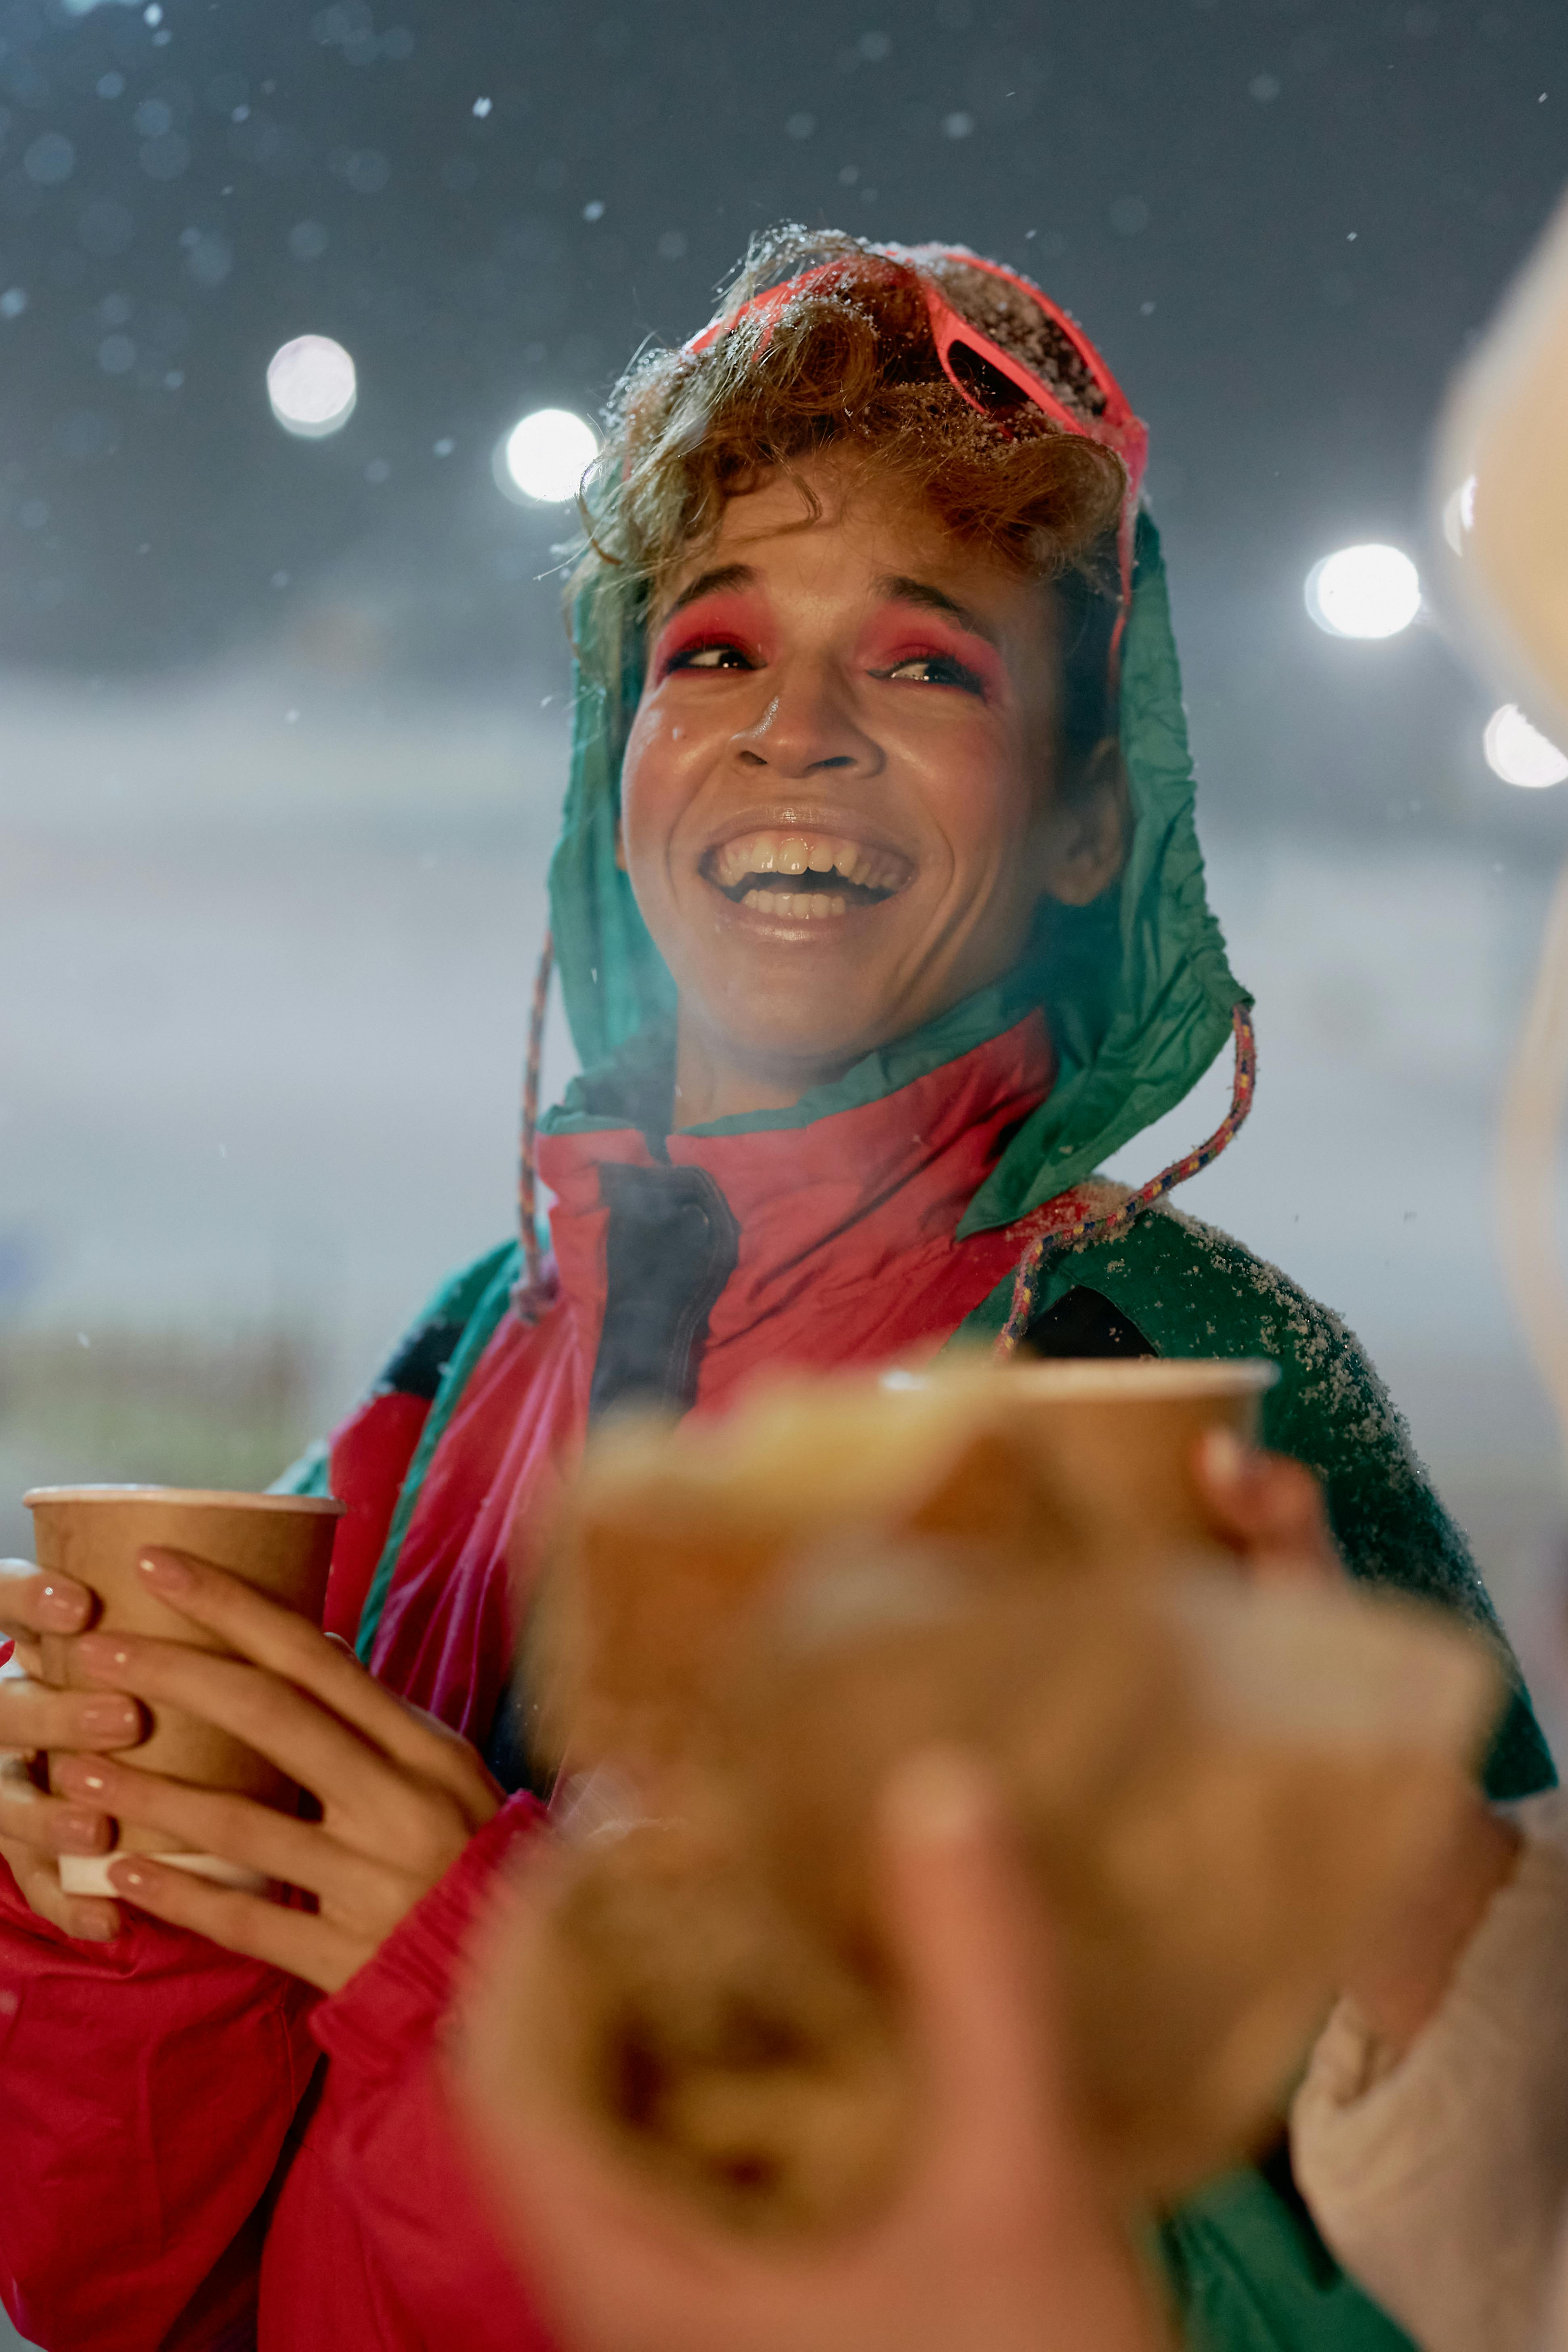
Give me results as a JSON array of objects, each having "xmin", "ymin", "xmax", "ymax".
[
  {"xmin": 0, "ymin": 1559, "xmax": 95, "ymax": 1644},
  {"xmin": 1339, "ymin": 1791, "xmax": 1523, "ymax": 2057},
  {"xmin": 72, "ymin": 1629, "xmax": 418, "ymax": 1821},
  {"xmin": 393, "ymin": 1698, "xmax": 506, "ymax": 1823},
  {"xmin": 50, "ymin": 1749, "xmax": 413, "ymax": 1912},
  {"xmin": 0, "ymin": 1672, "xmax": 145, "ymax": 1760},
  {"xmin": 449, "ymin": 1860, "xmax": 745, "ymax": 2310},
  {"xmin": 874, "ymin": 1747, "xmax": 1063, "ymax": 2185},
  {"xmin": 134, "ymin": 1550, "xmax": 499, "ymax": 1826},
  {"xmin": 102, "ymin": 1852, "xmax": 363, "ymax": 1992},
  {"xmin": 877, "ymin": 1751, "xmax": 1171, "ymax": 2352},
  {"xmin": 1193, "ymin": 1431, "xmax": 1343, "ymax": 1585},
  {"xmin": 0, "ymin": 1831, "xmax": 121, "ymax": 1944},
  {"xmin": 0, "ymin": 1752, "xmax": 115, "ymax": 1860}
]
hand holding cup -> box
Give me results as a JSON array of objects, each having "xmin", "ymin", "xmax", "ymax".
[
  {"xmin": 48, "ymin": 1540, "xmax": 502, "ymax": 1990},
  {"xmin": 0, "ymin": 1556, "xmax": 141, "ymax": 1942},
  {"xmin": 24, "ymin": 1485, "xmax": 342, "ymax": 1904}
]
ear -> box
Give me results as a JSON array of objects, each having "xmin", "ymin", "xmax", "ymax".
[
  {"xmin": 1037, "ymin": 737, "xmax": 1127, "ymax": 907},
  {"xmin": 614, "ymin": 815, "xmax": 628, "ymax": 874}
]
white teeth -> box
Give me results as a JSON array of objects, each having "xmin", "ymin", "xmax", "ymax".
[
  {"xmin": 713, "ymin": 832, "xmax": 777, "ymax": 886},
  {"xmin": 714, "ymin": 830, "xmax": 908, "ymax": 894},
  {"xmin": 741, "ymin": 888, "xmax": 852, "ymax": 919}
]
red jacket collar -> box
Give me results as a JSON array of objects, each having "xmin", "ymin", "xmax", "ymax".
[{"xmin": 538, "ymin": 1010, "xmax": 1055, "ymax": 1387}]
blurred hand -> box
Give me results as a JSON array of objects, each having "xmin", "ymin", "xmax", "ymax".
[
  {"xmin": 48, "ymin": 1546, "xmax": 501, "ymax": 1991},
  {"xmin": 1193, "ymin": 1428, "xmax": 1344, "ymax": 1587},
  {"xmin": 450, "ymin": 1749, "xmax": 1168, "ymax": 2352},
  {"xmin": 1340, "ymin": 1781, "xmax": 1522, "ymax": 2058},
  {"xmin": 1194, "ymin": 1432, "xmax": 1522, "ymax": 2055},
  {"xmin": 0, "ymin": 1556, "xmax": 143, "ymax": 1943}
]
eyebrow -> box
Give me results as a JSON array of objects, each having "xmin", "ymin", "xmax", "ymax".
[
  {"xmin": 661, "ymin": 563, "xmax": 757, "ymax": 621},
  {"xmin": 875, "ymin": 574, "xmax": 1001, "ymax": 647},
  {"xmin": 658, "ymin": 563, "xmax": 1002, "ymax": 647}
]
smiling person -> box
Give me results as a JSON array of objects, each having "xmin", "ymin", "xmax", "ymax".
[{"xmin": 0, "ymin": 230, "xmax": 1554, "ymax": 2352}]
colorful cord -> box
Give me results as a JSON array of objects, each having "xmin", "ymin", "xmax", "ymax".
[
  {"xmin": 513, "ymin": 946, "xmax": 1255, "ymax": 1353},
  {"xmin": 994, "ymin": 1000, "xmax": 1257, "ymax": 1356}
]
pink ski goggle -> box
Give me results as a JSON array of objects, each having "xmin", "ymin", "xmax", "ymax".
[{"xmin": 685, "ymin": 245, "xmax": 1149, "ymax": 635}]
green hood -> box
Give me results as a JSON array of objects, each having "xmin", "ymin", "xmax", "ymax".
[{"xmin": 545, "ymin": 512, "xmax": 1246, "ymax": 1229}]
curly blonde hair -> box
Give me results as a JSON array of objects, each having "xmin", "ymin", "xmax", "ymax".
[{"xmin": 571, "ymin": 226, "xmax": 1131, "ymax": 772}]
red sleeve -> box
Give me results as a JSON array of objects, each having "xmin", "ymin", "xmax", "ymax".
[
  {"xmin": 320, "ymin": 1390, "xmax": 432, "ymax": 1642},
  {"xmin": 260, "ymin": 1797, "xmax": 559, "ymax": 2352},
  {"xmin": 0, "ymin": 1858, "xmax": 320, "ymax": 2352}
]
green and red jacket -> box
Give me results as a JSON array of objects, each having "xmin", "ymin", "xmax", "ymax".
[{"xmin": 0, "ymin": 518, "xmax": 1549, "ymax": 2352}]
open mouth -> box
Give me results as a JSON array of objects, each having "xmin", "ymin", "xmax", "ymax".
[{"xmin": 703, "ymin": 828, "xmax": 913, "ymax": 922}]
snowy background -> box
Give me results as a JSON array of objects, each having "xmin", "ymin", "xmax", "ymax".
[
  {"xmin": 4, "ymin": 2, "xmax": 1568, "ymax": 2335},
  {"xmin": 6, "ymin": 622, "xmax": 1568, "ymax": 1735}
]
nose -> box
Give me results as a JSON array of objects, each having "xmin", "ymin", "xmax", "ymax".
[{"xmin": 731, "ymin": 654, "xmax": 880, "ymax": 780}]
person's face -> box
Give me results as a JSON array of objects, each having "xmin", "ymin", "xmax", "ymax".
[{"xmin": 618, "ymin": 454, "xmax": 1123, "ymax": 1105}]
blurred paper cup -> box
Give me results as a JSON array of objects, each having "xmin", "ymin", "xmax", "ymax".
[
  {"xmin": 532, "ymin": 1356, "xmax": 1282, "ymax": 1783},
  {"xmin": 24, "ymin": 1485, "xmax": 342, "ymax": 1897},
  {"xmin": 995, "ymin": 1357, "xmax": 1280, "ymax": 1554}
]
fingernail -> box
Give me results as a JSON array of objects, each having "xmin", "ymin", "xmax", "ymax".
[
  {"xmin": 882, "ymin": 1746, "xmax": 995, "ymax": 1848},
  {"xmin": 107, "ymin": 1858, "xmax": 151, "ymax": 1894},
  {"xmin": 74, "ymin": 1634, "xmax": 133, "ymax": 1677},
  {"xmin": 80, "ymin": 1698, "xmax": 139, "ymax": 1742},
  {"xmin": 38, "ymin": 1581, "xmax": 89, "ymax": 1630},
  {"xmin": 136, "ymin": 1551, "xmax": 191, "ymax": 1594},
  {"xmin": 59, "ymin": 1809, "xmax": 110, "ymax": 1852},
  {"xmin": 55, "ymin": 1755, "xmax": 110, "ymax": 1798},
  {"xmin": 1200, "ymin": 1426, "xmax": 1249, "ymax": 1486}
]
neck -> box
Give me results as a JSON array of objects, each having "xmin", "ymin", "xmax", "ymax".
[{"xmin": 672, "ymin": 1022, "xmax": 852, "ymax": 1126}]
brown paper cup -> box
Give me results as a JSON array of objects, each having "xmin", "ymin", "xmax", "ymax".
[
  {"xmin": 25, "ymin": 1485, "xmax": 342, "ymax": 1896},
  {"xmin": 993, "ymin": 1357, "xmax": 1280, "ymax": 1556}
]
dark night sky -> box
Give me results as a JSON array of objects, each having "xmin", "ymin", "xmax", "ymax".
[{"xmin": 0, "ymin": 0, "xmax": 1565, "ymax": 832}]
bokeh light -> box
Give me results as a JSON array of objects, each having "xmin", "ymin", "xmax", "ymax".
[
  {"xmin": 267, "ymin": 335, "xmax": 357, "ymax": 439},
  {"xmin": 1304, "ymin": 543, "xmax": 1421, "ymax": 639},
  {"xmin": 495, "ymin": 407, "xmax": 599, "ymax": 504},
  {"xmin": 1483, "ymin": 704, "xmax": 1568, "ymax": 790}
]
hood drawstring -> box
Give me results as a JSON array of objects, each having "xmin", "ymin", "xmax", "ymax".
[
  {"xmin": 512, "ymin": 931, "xmax": 556, "ymax": 1324},
  {"xmin": 514, "ymin": 939, "xmax": 1255, "ymax": 1352},
  {"xmin": 994, "ymin": 1000, "xmax": 1257, "ymax": 1355}
]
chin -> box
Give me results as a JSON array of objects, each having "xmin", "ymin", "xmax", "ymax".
[
  {"xmin": 723, "ymin": 1019, "xmax": 884, "ymax": 1077},
  {"xmin": 686, "ymin": 988, "xmax": 887, "ymax": 1079}
]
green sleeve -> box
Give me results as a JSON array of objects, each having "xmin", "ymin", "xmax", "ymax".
[
  {"xmin": 1159, "ymin": 2169, "xmax": 1418, "ymax": 2352},
  {"xmin": 268, "ymin": 1436, "xmax": 334, "ymax": 1499},
  {"xmin": 352, "ymin": 1244, "xmax": 522, "ymax": 1661},
  {"xmin": 266, "ymin": 1240, "xmax": 521, "ymax": 1503}
]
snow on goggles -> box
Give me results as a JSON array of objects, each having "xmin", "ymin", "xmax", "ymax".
[{"xmin": 685, "ymin": 244, "xmax": 1149, "ymax": 630}]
